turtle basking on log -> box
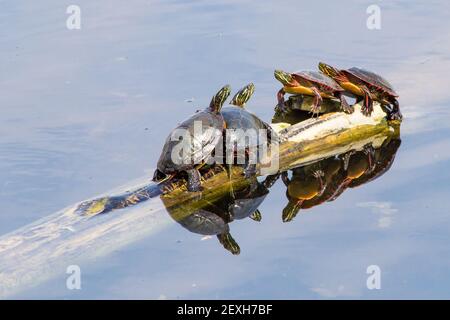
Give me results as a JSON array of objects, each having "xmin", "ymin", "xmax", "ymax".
[
  {"xmin": 274, "ymin": 69, "xmax": 353, "ymax": 116},
  {"xmin": 221, "ymin": 83, "xmax": 277, "ymax": 178},
  {"xmin": 152, "ymin": 85, "xmax": 231, "ymax": 192},
  {"xmin": 318, "ymin": 62, "xmax": 401, "ymax": 120}
]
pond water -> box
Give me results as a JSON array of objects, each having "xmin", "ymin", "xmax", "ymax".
[{"xmin": 1, "ymin": 0, "xmax": 450, "ymax": 299}]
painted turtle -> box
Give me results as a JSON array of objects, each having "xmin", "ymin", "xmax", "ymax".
[
  {"xmin": 318, "ymin": 62, "xmax": 401, "ymax": 120},
  {"xmin": 221, "ymin": 83, "xmax": 277, "ymax": 178},
  {"xmin": 152, "ymin": 85, "xmax": 231, "ymax": 192},
  {"xmin": 274, "ymin": 69, "xmax": 353, "ymax": 116}
]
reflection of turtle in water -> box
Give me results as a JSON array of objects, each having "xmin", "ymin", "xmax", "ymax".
[
  {"xmin": 349, "ymin": 137, "xmax": 401, "ymax": 188},
  {"xmin": 153, "ymin": 85, "xmax": 231, "ymax": 192},
  {"xmin": 326, "ymin": 147, "xmax": 374, "ymax": 202},
  {"xmin": 318, "ymin": 62, "xmax": 401, "ymax": 120},
  {"xmin": 281, "ymin": 159, "xmax": 341, "ymax": 222},
  {"xmin": 221, "ymin": 83, "xmax": 277, "ymax": 178},
  {"xmin": 280, "ymin": 132, "xmax": 401, "ymax": 220},
  {"xmin": 166, "ymin": 174, "xmax": 279, "ymax": 255}
]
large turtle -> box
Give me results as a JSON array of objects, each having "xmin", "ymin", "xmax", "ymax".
[
  {"xmin": 152, "ymin": 85, "xmax": 231, "ymax": 192},
  {"xmin": 221, "ymin": 83, "xmax": 277, "ymax": 178},
  {"xmin": 274, "ymin": 69, "xmax": 353, "ymax": 116},
  {"xmin": 318, "ymin": 62, "xmax": 401, "ymax": 120}
]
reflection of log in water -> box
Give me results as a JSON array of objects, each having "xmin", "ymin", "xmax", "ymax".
[{"xmin": 0, "ymin": 102, "xmax": 397, "ymax": 298}]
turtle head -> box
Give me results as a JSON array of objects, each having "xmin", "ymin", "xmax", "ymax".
[
  {"xmin": 282, "ymin": 199, "xmax": 303, "ymax": 222},
  {"xmin": 274, "ymin": 69, "xmax": 295, "ymax": 86},
  {"xmin": 209, "ymin": 85, "xmax": 231, "ymax": 112},
  {"xmin": 230, "ymin": 83, "xmax": 255, "ymax": 108},
  {"xmin": 318, "ymin": 62, "xmax": 340, "ymax": 79},
  {"xmin": 217, "ymin": 232, "xmax": 240, "ymax": 255}
]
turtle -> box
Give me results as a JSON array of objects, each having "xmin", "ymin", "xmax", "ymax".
[
  {"xmin": 318, "ymin": 62, "xmax": 401, "ymax": 120},
  {"xmin": 281, "ymin": 166, "xmax": 326, "ymax": 222},
  {"xmin": 274, "ymin": 69, "xmax": 353, "ymax": 116},
  {"xmin": 221, "ymin": 83, "xmax": 277, "ymax": 178},
  {"xmin": 152, "ymin": 85, "xmax": 231, "ymax": 192}
]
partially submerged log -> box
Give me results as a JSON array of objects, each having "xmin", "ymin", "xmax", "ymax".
[{"xmin": 0, "ymin": 102, "xmax": 399, "ymax": 298}]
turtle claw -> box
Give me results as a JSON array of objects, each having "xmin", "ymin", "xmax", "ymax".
[
  {"xmin": 243, "ymin": 164, "xmax": 257, "ymax": 179},
  {"xmin": 361, "ymin": 104, "xmax": 373, "ymax": 117},
  {"xmin": 389, "ymin": 110, "xmax": 403, "ymax": 121}
]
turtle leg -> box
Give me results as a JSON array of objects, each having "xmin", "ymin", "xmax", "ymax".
[
  {"xmin": 186, "ymin": 169, "xmax": 203, "ymax": 192},
  {"xmin": 243, "ymin": 163, "xmax": 257, "ymax": 178},
  {"xmin": 337, "ymin": 92, "xmax": 354, "ymax": 114},
  {"xmin": 152, "ymin": 169, "xmax": 166, "ymax": 182},
  {"xmin": 312, "ymin": 170, "xmax": 326, "ymax": 197},
  {"xmin": 276, "ymin": 88, "xmax": 288, "ymax": 113},
  {"xmin": 341, "ymin": 151, "xmax": 355, "ymax": 171},
  {"xmin": 263, "ymin": 173, "xmax": 280, "ymax": 189},
  {"xmin": 363, "ymin": 145, "xmax": 376, "ymax": 172},
  {"xmin": 388, "ymin": 97, "xmax": 402, "ymax": 120},
  {"xmin": 281, "ymin": 171, "xmax": 290, "ymax": 186},
  {"xmin": 217, "ymin": 232, "xmax": 240, "ymax": 255},
  {"xmin": 360, "ymin": 86, "xmax": 373, "ymax": 117},
  {"xmin": 310, "ymin": 87, "xmax": 323, "ymax": 117}
]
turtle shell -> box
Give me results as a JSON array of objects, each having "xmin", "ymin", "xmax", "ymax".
[
  {"xmin": 221, "ymin": 105, "xmax": 273, "ymax": 150},
  {"xmin": 177, "ymin": 209, "xmax": 229, "ymax": 235},
  {"xmin": 345, "ymin": 67, "xmax": 398, "ymax": 97},
  {"xmin": 293, "ymin": 71, "xmax": 344, "ymax": 92},
  {"xmin": 228, "ymin": 182, "xmax": 269, "ymax": 220},
  {"xmin": 157, "ymin": 110, "xmax": 224, "ymax": 173}
]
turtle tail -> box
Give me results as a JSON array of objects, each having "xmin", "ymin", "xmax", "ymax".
[
  {"xmin": 230, "ymin": 83, "xmax": 255, "ymax": 108},
  {"xmin": 209, "ymin": 84, "xmax": 231, "ymax": 112}
]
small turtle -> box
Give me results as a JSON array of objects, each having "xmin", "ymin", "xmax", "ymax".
[
  {"xmin": 318, "ymin": 62, "xmax": 401, "ymax": 120},
  {"xmin": 274, "ymin": 69, "xmax": 353, "ymax": 116},
  {"xmin": 221, "ymin": 83, "xmax": 277, "ymax": 178},
  {"xmin": 281, "ymin": 167, "xmax": 326, "ymax": 222},
  {"xmin": 153, "ymin": 85, "xmax": 231, "ymax": 192}
]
